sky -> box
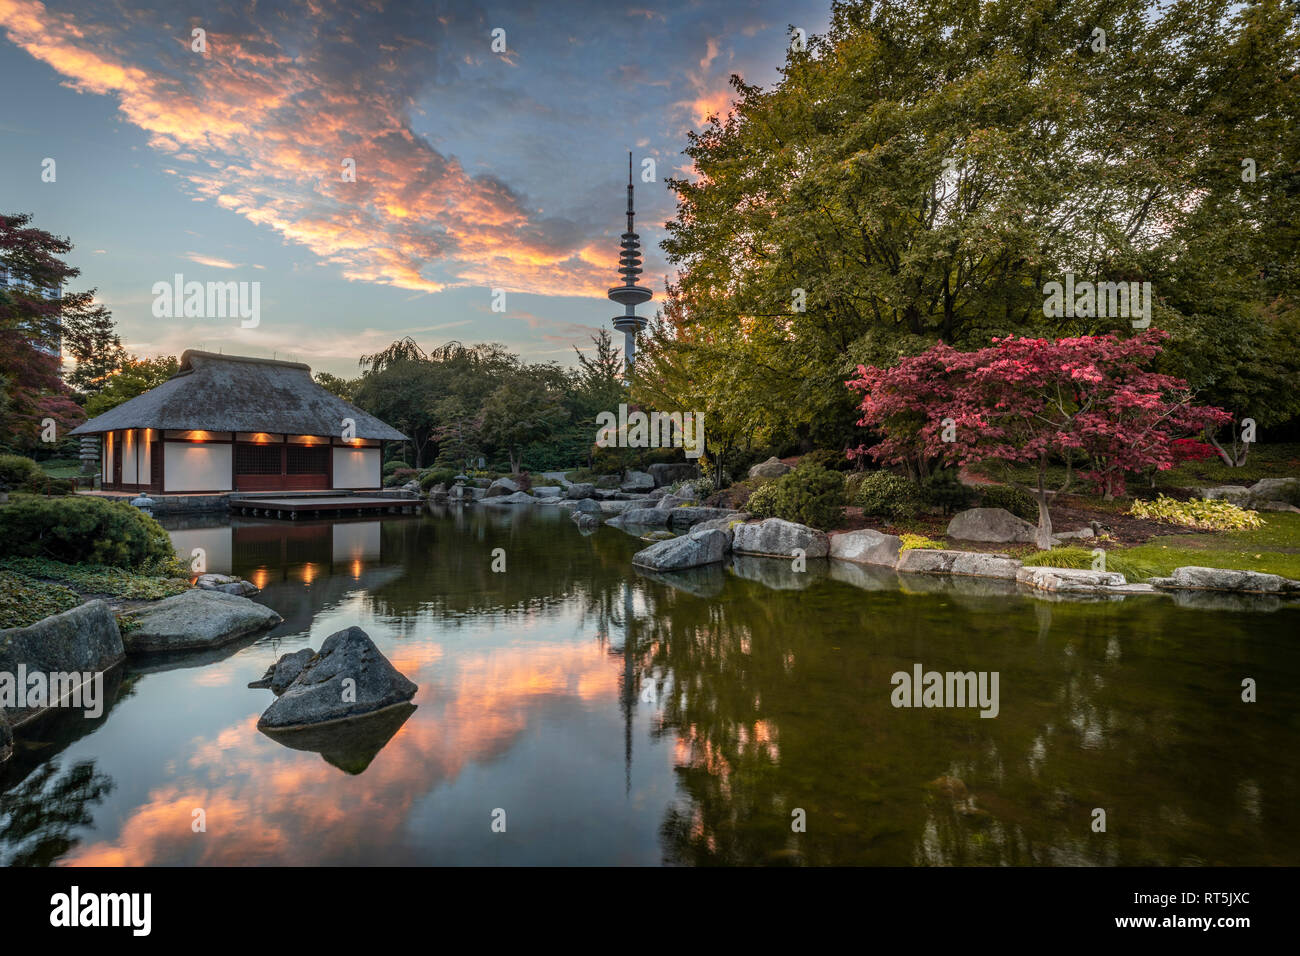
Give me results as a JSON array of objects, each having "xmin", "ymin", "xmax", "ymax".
[{"xmin": 0, "ymin": 0, "xmax": 831, "ymax": 377}]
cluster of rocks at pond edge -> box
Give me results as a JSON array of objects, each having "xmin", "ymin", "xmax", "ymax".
[
  {"xmin": 0, "ymin": 579, "xmax": 282, "ymax": 759},
  {"xmin": 630, "ymin": 505, "xmax": 1300, "ymax": 601},
  {"xmin": 428, "ymin": 464, "xmax": 702, "ymax": 510},
  {"xmin": 251, "ymin": 627, "xmax": 418, "ymax": 741}
]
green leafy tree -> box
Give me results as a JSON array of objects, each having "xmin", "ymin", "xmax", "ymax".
[
  {"xmin": 84, "ymin": 356, "xmax": 180, "ymax": 418},
  {"xmin": 480, "ymin": 376, "xmax": 570, "ymax": 474}
]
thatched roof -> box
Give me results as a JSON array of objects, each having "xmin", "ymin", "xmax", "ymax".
[{"xmin": 70, "ymin": 350, "xmax": 406, "ymax": 441}]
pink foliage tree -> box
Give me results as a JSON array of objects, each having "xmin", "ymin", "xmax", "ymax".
[{"xmin": 846, "ymin": 331, "xmax": 1230, "ymax": 548}]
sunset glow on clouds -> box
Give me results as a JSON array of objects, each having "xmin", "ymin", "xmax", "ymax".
[{"xmin": 0, "ymin": 0, "xmax": 829, "ymax": 369}]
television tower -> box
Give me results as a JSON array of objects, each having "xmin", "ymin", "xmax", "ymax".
[{"xmin": 608, "ymin": 152, "xmax": 652, "ymax": 374}]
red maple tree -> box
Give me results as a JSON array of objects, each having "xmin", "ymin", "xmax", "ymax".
[{"xmin": 847, "ymin": 331, "xmax": 1230, "ymax": 548}]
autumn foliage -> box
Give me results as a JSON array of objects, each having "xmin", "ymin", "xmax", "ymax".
[{"xmin": 846, "ymin": 331, "xmax": 1230, "ymax": 546}]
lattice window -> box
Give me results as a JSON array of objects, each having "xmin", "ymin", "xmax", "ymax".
[
  {"xmin": 235, "ymin": 444, "xmax": 281, "ymax": 475},
  {"xmin": 286, "ymin": 445, "xmax": 329, "ymax": 475}
]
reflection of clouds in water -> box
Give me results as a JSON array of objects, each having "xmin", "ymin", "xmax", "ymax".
[{"xmin": 62, "ymin": 641, "xmax": 618, "ymax": 866}]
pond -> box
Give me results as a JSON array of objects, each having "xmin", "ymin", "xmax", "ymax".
[{"xmin": 2, "ymin": 504, "xmax": 1297, "ymax": 865}]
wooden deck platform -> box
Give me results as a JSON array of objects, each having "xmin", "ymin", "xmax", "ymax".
[{"xmin": 228, "ymin": 495, "xmax": 421, "ymax": 519}]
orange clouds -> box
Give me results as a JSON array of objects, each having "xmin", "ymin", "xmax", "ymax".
[{"xmin": 0, "ymin": 0, "xmax": 611, "ymax": 299}]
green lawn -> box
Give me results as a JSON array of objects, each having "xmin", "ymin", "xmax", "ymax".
[{"xmin": 1119, "ymin": 512, "xmax": 1300, "ymax": 579}]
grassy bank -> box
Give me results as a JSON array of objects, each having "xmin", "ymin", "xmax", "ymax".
[{"xmin": 0, "ymin": 557, "xmax": 190, "ymax": 629}]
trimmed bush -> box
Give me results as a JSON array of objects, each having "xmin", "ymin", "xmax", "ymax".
[
  {"xmin": 920, "ymin": 469, "xmax": 976, "ymax": 515},
  {"xmin": 747, "ymin": 464, "xmax": 845, "ymax": 528},
  {"xmin": 0, "ymin": 453, "xmax": 43, "ymax": 491},
  {"xmin": 977, "ymin": 484, "xmax": 1039, "ymax": 522},
  {"xmin": 0, "ymin": 494, "xmax": 176, "ymax": 568},
  {"xmin": 419, "ymin": 468, "xmax": 458, "ymax": 491},
  {"xmin": 855, "ymin": 471, "xmax": 923, "ymax": 520}
]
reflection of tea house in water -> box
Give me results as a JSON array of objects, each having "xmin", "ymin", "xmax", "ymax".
[{"xmin": 70, "ymin": 350, "xmax": 406, "ymax": 493}]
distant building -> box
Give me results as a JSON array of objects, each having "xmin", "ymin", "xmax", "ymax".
[
  {"xmin": 69, "ymin": 350, "xmax": 406, "ymax": 493},
  {"xmin": 0, "ymin": 266, "xmax": 62, "ymax": 358}
]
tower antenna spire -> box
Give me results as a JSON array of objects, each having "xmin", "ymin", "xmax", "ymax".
[{"xmin": 609, "ymin": 151, "xmax": 652, "ymax": 375}]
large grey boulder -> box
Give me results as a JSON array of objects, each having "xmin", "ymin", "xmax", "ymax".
[
  {"xmin": 950, "ymin": 552, "xmax": 1022, "ymax": 580},
  {"xmin": 598, "ymin": 499, "xmax": 637, "ymax": 515},
  {"xmin": 572, "ymin": 497, "xmax": 603, "ymax": 515},
  {"xmin": 1150, "ymin": 566, "xmax": 1298, "ymax": 594},
  {"xmin": 632, "ymin": 528, "xmax": 730, "ymax": 571},
  {"xmin": 615, "ymin": 507, "xmax": 671, "ymax": 528},
  {"xmin": 483, "ymin": 490, "xmax": 535, "ymax": 505},
  {"xmin": 667, "ymin": 506, "xmax": 739, "ymax": 529},
  {"xmin": 1199, "ymin": 485, "xmax": 1253, "ymax": 505},
  {"xmin": 895, "ymin": 548, "xmax": 962, "ymax": 574},
  {"xmin": 1248, "ymin": 478, "xmax": 1299, "ymax": 502},
  {"xmin": 566, "ymin": 482, "xmax": 596, "ymax": 500},
  {"xmin": 120, "ymin": 589, "xmax": 282, "ymax": 653},
  {"xmin": 656, "ymin": 493, "xmax": 696, "ymax": 510},
  {"xmin": 532, "ymin": 485, "xmax": 563, "ymax": 499},
  {"xmin": 947, "ymin": 507, "xmax": 1038, "ymax": 544},
  {"xmin": 732, "ymin": 518, "xmax": 829, "ymax": 558},
  {"xmin": 248, "ymin": 648, "xmax": 317, "ymax": 694},
  {"xmin": 1016, "ymin": 566, "xmax": 1127, "ymax": 592},
  {"xmin": 690, "ymin": 513, "xmax": 749, "ymax": 547},
  {"xmin": 257, "ymin": 626, "xmax": 417, "ymax": 731},
  {"xmin": 646, "ymin": 486, "xmax": 672, "ymax": 502},
  {"xmin": 621, "ymin": 470, "xmax": 655, "ymax": 492},
  {"xmin": 829, "ymin": 529, "xmax": 901, "ymax": 566},
  {"xmin": 485, "ymin": 477, "xmax": 519, "ymax": 497},
  {"xmin": 195, "ymin": 573, "xmax": 259, "ymax": 596},
  {"xmin": 594, "ymin": 475, "xmax": 622, "ymax": 489},
  {"xmin": 648, "ymin": 462, "xmax": 697, "ymax": 487},
  {"xmin": 0, "ymin": 600, "xmax": 124, "ymax": 727},
  {"xmin": 748, "ymin": 457, "xmax": 792, "ymax": 480}
]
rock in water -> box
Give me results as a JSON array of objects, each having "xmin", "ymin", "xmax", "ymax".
[
  {"xmin": 195, "ymin": 573, "xmax": 259, "ymax": 596},
  {"xmin": 565, "ymin": 482, "xmax": 596, "ymax": 499},
  {"xmin": 829, "ymin": 529, "xmax": 902, "ymax": 566},
  {"xmin": 485, "ymin": 477, "xmax": 519, "ymax": 497},
  {"xmin": 257, "ymin": 627, "xmax": 418, "ymax": 730},
  {"xmin": 732, "ymin": 518, "xmax": 829, "ymax": 558},
  {"xmin": 248, "ymin": 648, "xmax": 317, "ymax": 694},
  {"xmin": 632, "ymin": 528, "xmax": 730, "ymax": 571},
  {"xmin": 621, "ymin": 470, "xmax": 655, "ymax": 492},
  {"xmin": 120, "ymin": 589, "xmax": 283, "ymax": 653},
  {"xmin": 259, "ymin": 702, "xmax": 416, "ymax": 774},
  {"xmin": 0, "ymin": 600, "xmax": 124, "ymax": 727}
]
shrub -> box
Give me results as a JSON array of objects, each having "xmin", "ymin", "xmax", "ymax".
[
  {"xmin": 1128, "ymin": 495, "xmax": 1263, "ymax": 531},
  {"xmin": 0, "ymin": 453, "xmax": 43, "ymax": 490},
  {"xmin": 899, "ymin": 533, "xmax": 945, "ymax": 551},
  {"xmin": 855, "ymin": 471, "xmax": 922, "ymax": 520},
  {"xmin": 0, "ymin": 495, "xmax": 176, "ymax": 568},
  {"xmin": 1021, "ymin": 546, "xmax": 1159, "ymax": 582},
  {"xmin": 382, "ymin": 460, "xmax": 405, "ymax": 477},
  {"xmin": 743, "ymin": 481, "xmax": 780, "ymax": 518},
  {"xmin": 920, "ymin": 469, "xmax": 976, "ymax": 515},
  {"xmin": 977, "ymin": 484, "xmax": 1039, "ymax": 522},
  {"xmin": 384, "ymin": 467, "xmax": 420, "ymax": 487},
  {"xmin": 419, "ymin": 468, "xmax": 458, "ymax": 491},
  {"xmin": 800, "ymin": 448, "xmax": 852, "ymax": 471},
  {"xmin": 22, "ymin": 473, "xmax": 75, "ymax": 496},
  {"xmin": 668, "ymin": 477, "xmax": 711, "ymax": 500},
  {"xmin": 748, "ymin": 464, "xmax": 845, "ymax": 528}
]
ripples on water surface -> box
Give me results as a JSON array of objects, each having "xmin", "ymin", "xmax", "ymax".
[{"xmin": 2, "ymin": 505, "xmax": 1297, "ymax": 866}]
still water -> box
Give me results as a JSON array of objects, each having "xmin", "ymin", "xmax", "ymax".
[{"xmin": 3, "ymin": 504, "xmax": 1297, "ymax": 865}]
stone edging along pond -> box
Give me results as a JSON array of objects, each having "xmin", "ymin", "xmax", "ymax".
[{"xmin": 628, "ymin": 516, "xmax": 1300, "ymax": 602}]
